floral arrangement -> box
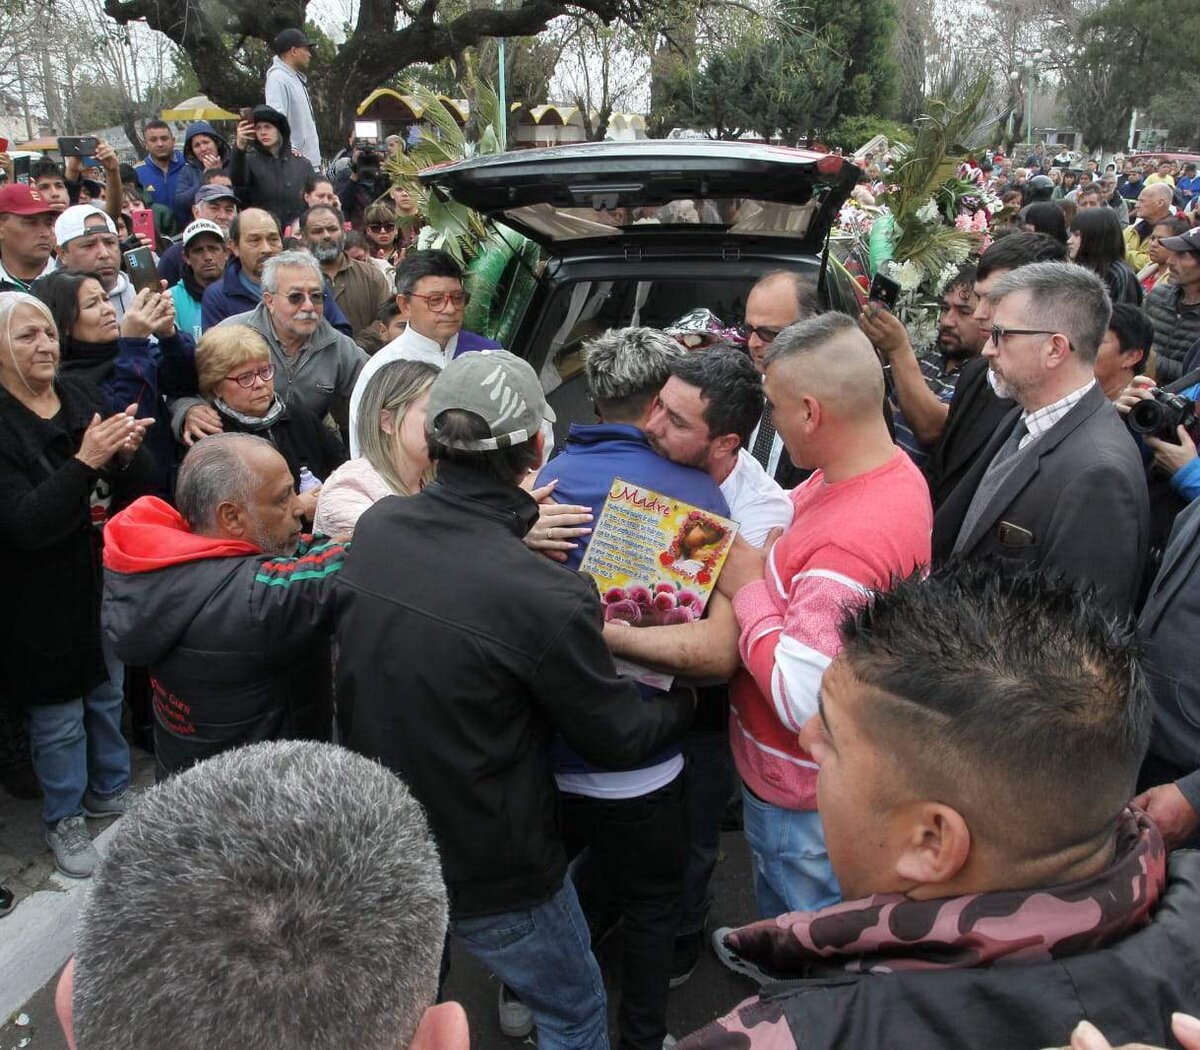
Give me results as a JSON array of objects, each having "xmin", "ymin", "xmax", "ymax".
[{"xmin": 602, "ymin": 582, "xmax": 706, "ymax": 626}]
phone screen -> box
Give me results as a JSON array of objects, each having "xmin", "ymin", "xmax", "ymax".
[
  {"xmin": 868, "ymin": 273, "xmax": 901, "ymax": 310},
  {"xmin": 123, "ymin": 247, "xmax": 159, "ymax": 295}
]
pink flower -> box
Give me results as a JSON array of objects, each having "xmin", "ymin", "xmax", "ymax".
[
  {"xmin": 628, "ymin": 585, "xmax": 653, "ymax": 607},
  {"xmin": 662, "ymin": 607, "xmax": 695, "ymax": 625},
  {"xmin": 605, "ymin": 600, "xmax": 642, "ymax": 624},
  {"xmin": 676, "ymin": 589, "xmax": 699, "ymax": 607},
  {"xmin": 652, "ymin": 592, "xmax": 676, "ymax": 612},
  {"xmin": 603, "ymin": 587, "xmax": 627, "ymax": 605},
  {"xmin": 654, "ymin": 582, "xmax": 676, "ymax": 594}
]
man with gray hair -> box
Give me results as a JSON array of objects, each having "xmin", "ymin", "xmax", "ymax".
[
  {"xmin": 707, "ymin": 312, "xmax": 931, "ymax": 958},
  {"xmin": 933, "ymin": 261, "xmax": 1149, "ymax": 616},
  {"xmin": 533, "ymin": 327, "xmax": 728, "ymax": 1049},
  {"xmin": 102, "ymin": 433, "xmax": 347, "ymax": 778},
  {"xmin": 218, "ymin": 249, "xmax": 366, "ymax": 437},
  {"xmin": 55, "ymin": 741, "xmax": 468, "ymax": 1050}
]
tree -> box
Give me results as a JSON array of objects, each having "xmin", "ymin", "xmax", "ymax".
[
  {"xmin": 100, "ymin": 0, "xmax": 661, "ymax": 151},
  {"xmin": 550, "ymin": 15, "xmax": 650, "ymax": 140},
  {"xmin": 799, "ymin": 0, "xmax": 898, "ymax": 119}
]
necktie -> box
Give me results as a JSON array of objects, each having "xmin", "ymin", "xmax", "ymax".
[
  {"xmin": 751, "ymin": 403, "xmax": 776, "ymax": 469},
  {"xmin": 994, "ymin": 418, "xmax": 1029, "ymax": 463}
]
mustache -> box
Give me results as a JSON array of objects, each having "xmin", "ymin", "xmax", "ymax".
[{"xmin": 293, "ymin": 310, "xmax": 320, "ymax": 322}]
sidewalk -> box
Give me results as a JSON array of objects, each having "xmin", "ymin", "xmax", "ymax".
[{"xmin": 0, "ymin": 748, "xmax": 156, "ymax": 1026}]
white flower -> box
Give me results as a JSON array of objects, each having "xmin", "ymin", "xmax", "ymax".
[
  {"xmin": 915, "ymin": 199, "xmax": 941, "ymax": 224},
  {"xmin": 888, "ymin": 260, "xmax": 923, "ymax": 293}
]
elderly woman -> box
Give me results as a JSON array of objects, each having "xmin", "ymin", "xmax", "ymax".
[
  {"xmin": 173, "ymin": 324, "xmax": 346, "ymax": 521},
  {"xmin": 0, "ymin": 291, "xmax": 151, "ymax": 879},
  {"xmin": 314, "ymin": 358, "xmax": 438, "ymax": 539},
  {"xmin": 33, "ymin": 269, "xmax": 196, "ymax": 496}
]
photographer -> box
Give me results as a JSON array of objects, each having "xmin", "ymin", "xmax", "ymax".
[
  {"xmin": 229, "ymin": 105, "xmax": 311, "ymax": 229},
  {"xmin": 337, "ymin": 147, "xmax": 387, "ymax": 230}
]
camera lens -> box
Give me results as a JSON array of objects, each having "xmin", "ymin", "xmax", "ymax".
[{"xmin": 1128, "ymin": 397, "xmax": 1166, "ymax": 435}]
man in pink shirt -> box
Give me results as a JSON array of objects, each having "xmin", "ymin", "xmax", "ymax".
[{"xmin": 713, "ymin": 312, "xmax": 932, "ymax": 936}]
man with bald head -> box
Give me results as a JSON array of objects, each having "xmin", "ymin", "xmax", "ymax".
[
  {"xmin": 1125, "ymin": 182, "xmax": 1174, "ymax": 273},
  {"xmin": 709, "ymin": 312, "xmax": 932, "ymax": 930},
  {"xmin": 742, "ymin": 270, "xmax": 819, "ymax": 486}
]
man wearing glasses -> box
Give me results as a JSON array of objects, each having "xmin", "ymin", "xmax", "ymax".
[
  {"xmin": 932, "ymin": 261, "xmax": 1149, "ymax": 617},
  {"xmin": 347, "ymin": 249, "xmax": 500, "ymax": 456},
  {"xmin": 218, "ymin": 250, "xmax": 367, "ymax": 439},
  {"xmin": 741, "ymin": 270, "xmax": 820, "ymax": 488}
]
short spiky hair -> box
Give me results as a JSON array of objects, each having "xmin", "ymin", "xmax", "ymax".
[
  {"xmin": 72, "ymin": 741, "xmax": 448, "ymax": 1050},
  {"xmin": 583, "ymin": 326, "xmax": 684, "ymax": 421},
  {"xmin": 990, "ymin": 261, "xmax": 1110, "ymax": 362},
  {"xmin": 838, "ymin": 563, "xmax": 1149, "ymax": 857}
]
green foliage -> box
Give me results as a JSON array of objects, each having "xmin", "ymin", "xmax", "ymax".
[
  {"xmin": 796, "ymin": 0, "xmax": 898, "ymax": 118},
  {"xmin": 1147, "ymin": 75, "xmax": 1200, "ymax": 151},
  {"xmin": 823, "ymin": 114, "xmax": 914, "ymax": 152},
  {"xmin": 1067, "ymin": 0, "xmax": 1200, "ymax": 151}
]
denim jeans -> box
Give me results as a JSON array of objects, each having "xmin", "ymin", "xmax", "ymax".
[
  {"xmin": 449, "ymin": 877, "xmax": 609, "ymax": 1050},
  {"xmin": 741, "ymin": 785, "xmax": 841, "ymax": 918},
  {"xmin": 26, "ymin": 641, "xmax": 129, "ymax": 827},
  {"xmin": 564, "ymin": 772, "xmax": 687, "ymax": 1050},
  {"xmin": 678, "ymin": 729, "xmax": 736, "ymax": 936}
]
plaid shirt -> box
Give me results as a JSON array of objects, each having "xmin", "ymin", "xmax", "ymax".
[{"xmin": 1018, "ymin": 379, "xmax": 1095, "ymax": 450}]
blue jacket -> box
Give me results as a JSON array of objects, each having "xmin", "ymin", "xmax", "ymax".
[
  {"xmin": 134, "ymin": 151, "xmax": 187, "ymax": 221},
  {"xmin": 536, "ymin": 422, "xmax": 730, "ymax": 778},
  {"xmin": 200, "ymin": 257, "xmax": 353, "ymax": 336},
  {"xmin": 173, "ymin": 121, "xmax": 230, "ymax": 227}
]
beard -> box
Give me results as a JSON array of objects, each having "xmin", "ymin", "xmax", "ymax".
[{"xmin": 312, "ymin": 241, "xmax": 342, "ymax": 263}]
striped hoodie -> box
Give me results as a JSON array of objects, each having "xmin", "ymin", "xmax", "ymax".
[{"xmin": 729, "ymin": 450, "xmax": 932, "ymax": 810}]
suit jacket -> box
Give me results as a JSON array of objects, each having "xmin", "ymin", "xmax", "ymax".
[
  {"xmin": 932, "ymin": 384, "xmax": 1150, "ymax": 617},
  {"xmin": 925, "ymin": 356, "xmax": 1014, "ymax": 509}
]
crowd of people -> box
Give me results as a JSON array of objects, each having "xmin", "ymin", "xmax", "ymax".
[{"xmin": 0, "ymin": 58, "xmax": 1199, "ymax": 1048}]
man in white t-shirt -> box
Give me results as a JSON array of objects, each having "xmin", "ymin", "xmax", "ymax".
[
  {"xmin": 637, "ymin": 345, "xmax": 794, "ymax": 985},
  {"xmin": 347, "ymin": 250, "xmax": 500, "ymax": 455}
]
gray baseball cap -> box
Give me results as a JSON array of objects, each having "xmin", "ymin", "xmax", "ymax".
[
  {"xmin": 1160, "ymin": 228, "xmax": 1200, "ymax": 255},
  {"xmin": 426, "ymin": 350, "xmax": 555, "ymax": 451}
]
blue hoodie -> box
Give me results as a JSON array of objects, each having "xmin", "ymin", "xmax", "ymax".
[
  {"xmin": 536, "ymin": 422, "xmax": 730, "ymax": 784},
  {"xmin": 173, "ymin": 120, "xmax": 230, "ymax": 226}
]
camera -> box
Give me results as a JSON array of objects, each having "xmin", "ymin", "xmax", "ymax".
[{"xmin": 1127, "ymin": 388, "xmax": 1198, "ymax": 441}]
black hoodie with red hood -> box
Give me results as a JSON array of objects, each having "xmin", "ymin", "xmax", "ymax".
[{"xmin": 102, "ymin": 496, "xmax": 345, "ymax": 777}]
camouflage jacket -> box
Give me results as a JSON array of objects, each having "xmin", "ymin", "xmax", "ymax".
[{"xmin": 680, "ymin": 810, "xmax": 1193, "ymax": 1050}]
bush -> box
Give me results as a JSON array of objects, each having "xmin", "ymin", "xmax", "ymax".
[{"xmin": 823, "ymin": 115, "xmax": 914, "ymax": 154}]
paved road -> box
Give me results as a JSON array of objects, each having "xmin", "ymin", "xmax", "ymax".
[{"xmin": 0, "ymin": 829, "xmax": 760, "ymax": 1048}]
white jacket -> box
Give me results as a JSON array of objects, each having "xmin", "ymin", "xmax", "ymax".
[{"xmin": 264, "ymin": 57, "xmax": 321, "ymax": 169}]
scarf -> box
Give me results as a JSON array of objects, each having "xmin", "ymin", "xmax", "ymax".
[
  {"xmin": 729, "ymin": 808, "xmax": 1166, "ymax": 976},
  {"xmin": 214, "ymin": 394, "xmax": 285, "ymax": 432},
  {"xmin": 181, "ymin": 263, "xmax": 208, "ymax": 304},
  {"xmin": 58, "ymin": 337, "xmax": 120, "ymax": 391}
]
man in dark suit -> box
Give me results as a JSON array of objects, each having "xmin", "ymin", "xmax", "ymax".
[
  {"xmin": 933, "ymin": 261, "xmax": 1150, "ymax": 617},
  {"xmin": 742, "ymin": 271, "xmax": 819, "ymax": 488},
  {"xmin": 925, "ymin": 233, "xmax": 1068, "ymax": 508}
]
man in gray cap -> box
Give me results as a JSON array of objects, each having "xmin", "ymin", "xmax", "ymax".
[
  {"xmin": 265, "ymin": 27, "xmax": 321, "ymax": 169},
  {"xmin": 336, "ymin": 349, "xmax": 695, "ymax": 1049}
]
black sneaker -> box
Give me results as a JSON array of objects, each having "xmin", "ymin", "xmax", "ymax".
[{"xmin": 669, "ymin": 930, "xmax": 703, "ymax": 988}]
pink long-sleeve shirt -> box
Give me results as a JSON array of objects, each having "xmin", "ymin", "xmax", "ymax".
[{"xmin": 729, "ymin": 449, "xmax": 932, "ymax": 810}]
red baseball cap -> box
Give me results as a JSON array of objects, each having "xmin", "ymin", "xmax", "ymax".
[{"xmin": 0, "ymin": 184, "xmax": 56, "ymax": 217}]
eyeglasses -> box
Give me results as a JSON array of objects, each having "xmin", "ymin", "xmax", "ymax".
[
  {"xmin": 740, "ymin": 324, "xmax": 785, "ymax": 344},
  {"xmin": 408, "ymin": 291, "xmax": 470, "ymax": 311},
  {"xmin": 283, "ymin": 290, "xmax": 325, "ymax": 306},
  {"xmin": 366, "ymin": 222, "xmax": 397, "ymax": 233},
  {"xmin": 225, "ymin": 364, "xmax": 275, "ymax": 387},
  {"xmin": 990, "ymin": 325, "xmax": 1074, "ymax": 352}
]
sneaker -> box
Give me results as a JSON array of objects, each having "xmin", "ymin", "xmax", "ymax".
[
  {"xmin": 669, "ymin": 930, "xmax": 703, "ymax": 988},
  {"xmin": 497, "ymin": 983, "xmax": 533, "ymax": 1039},
  {"xmin": 82, "ymin": 789, "xmax": 133, "ymax": 818},
  {"xmin": 47, "ymin": 815, "xmax": 99, "ymax": 879},
  {"xmin": 710, "ymin": 926, "xmax": 771, "ymax": 985}
]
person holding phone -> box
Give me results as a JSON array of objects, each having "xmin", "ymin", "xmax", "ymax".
[
  {"xmin": 230, "ymin": 106, "xmax": 312, "ymax": 229},
  {"xmin": 173, "ymin": 120, "xmax": 230, "ymax": 227},
  {"xmin": 34, "ymin": 269, "xmax": 197, "ymax": 497}
]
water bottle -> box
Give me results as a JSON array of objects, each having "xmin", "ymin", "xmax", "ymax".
[{"xmin": 297, "ymin": 465, "xmax": 320, "ymax": 493}]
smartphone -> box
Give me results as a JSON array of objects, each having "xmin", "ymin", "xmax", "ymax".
[
  {"xmin": 868, "ymin": 272, "xmax": 902, "ymax": 310},
  {"xmin": 58, "ymin": 136, "xmax": 99, "ymax": 158},
  {"xmin": 123, "ymin": 247, "xmax": 160, "ymax": 295},
  {"xmin": 131, "ymin": 209, "xmax": 156, "ymax": 244},
  {"xmin": 239, "ymin": 107, "xmax": 254, "ymax": 124},
  {"xmin": 0, "ymin": 138, "xmax": 8, "ymax": 153},
  {"xmin": 13, "ymin": 155, "xmax": 29, "ymax": 182}
]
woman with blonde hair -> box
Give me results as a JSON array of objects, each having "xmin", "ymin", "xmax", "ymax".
[
  {"xmin": 315, "ymin": 358, "xmax": 439, "ymax": 538},
  {"xmin": 171, "ymin": 324, "xmax": 346, "ymax": 520}
]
